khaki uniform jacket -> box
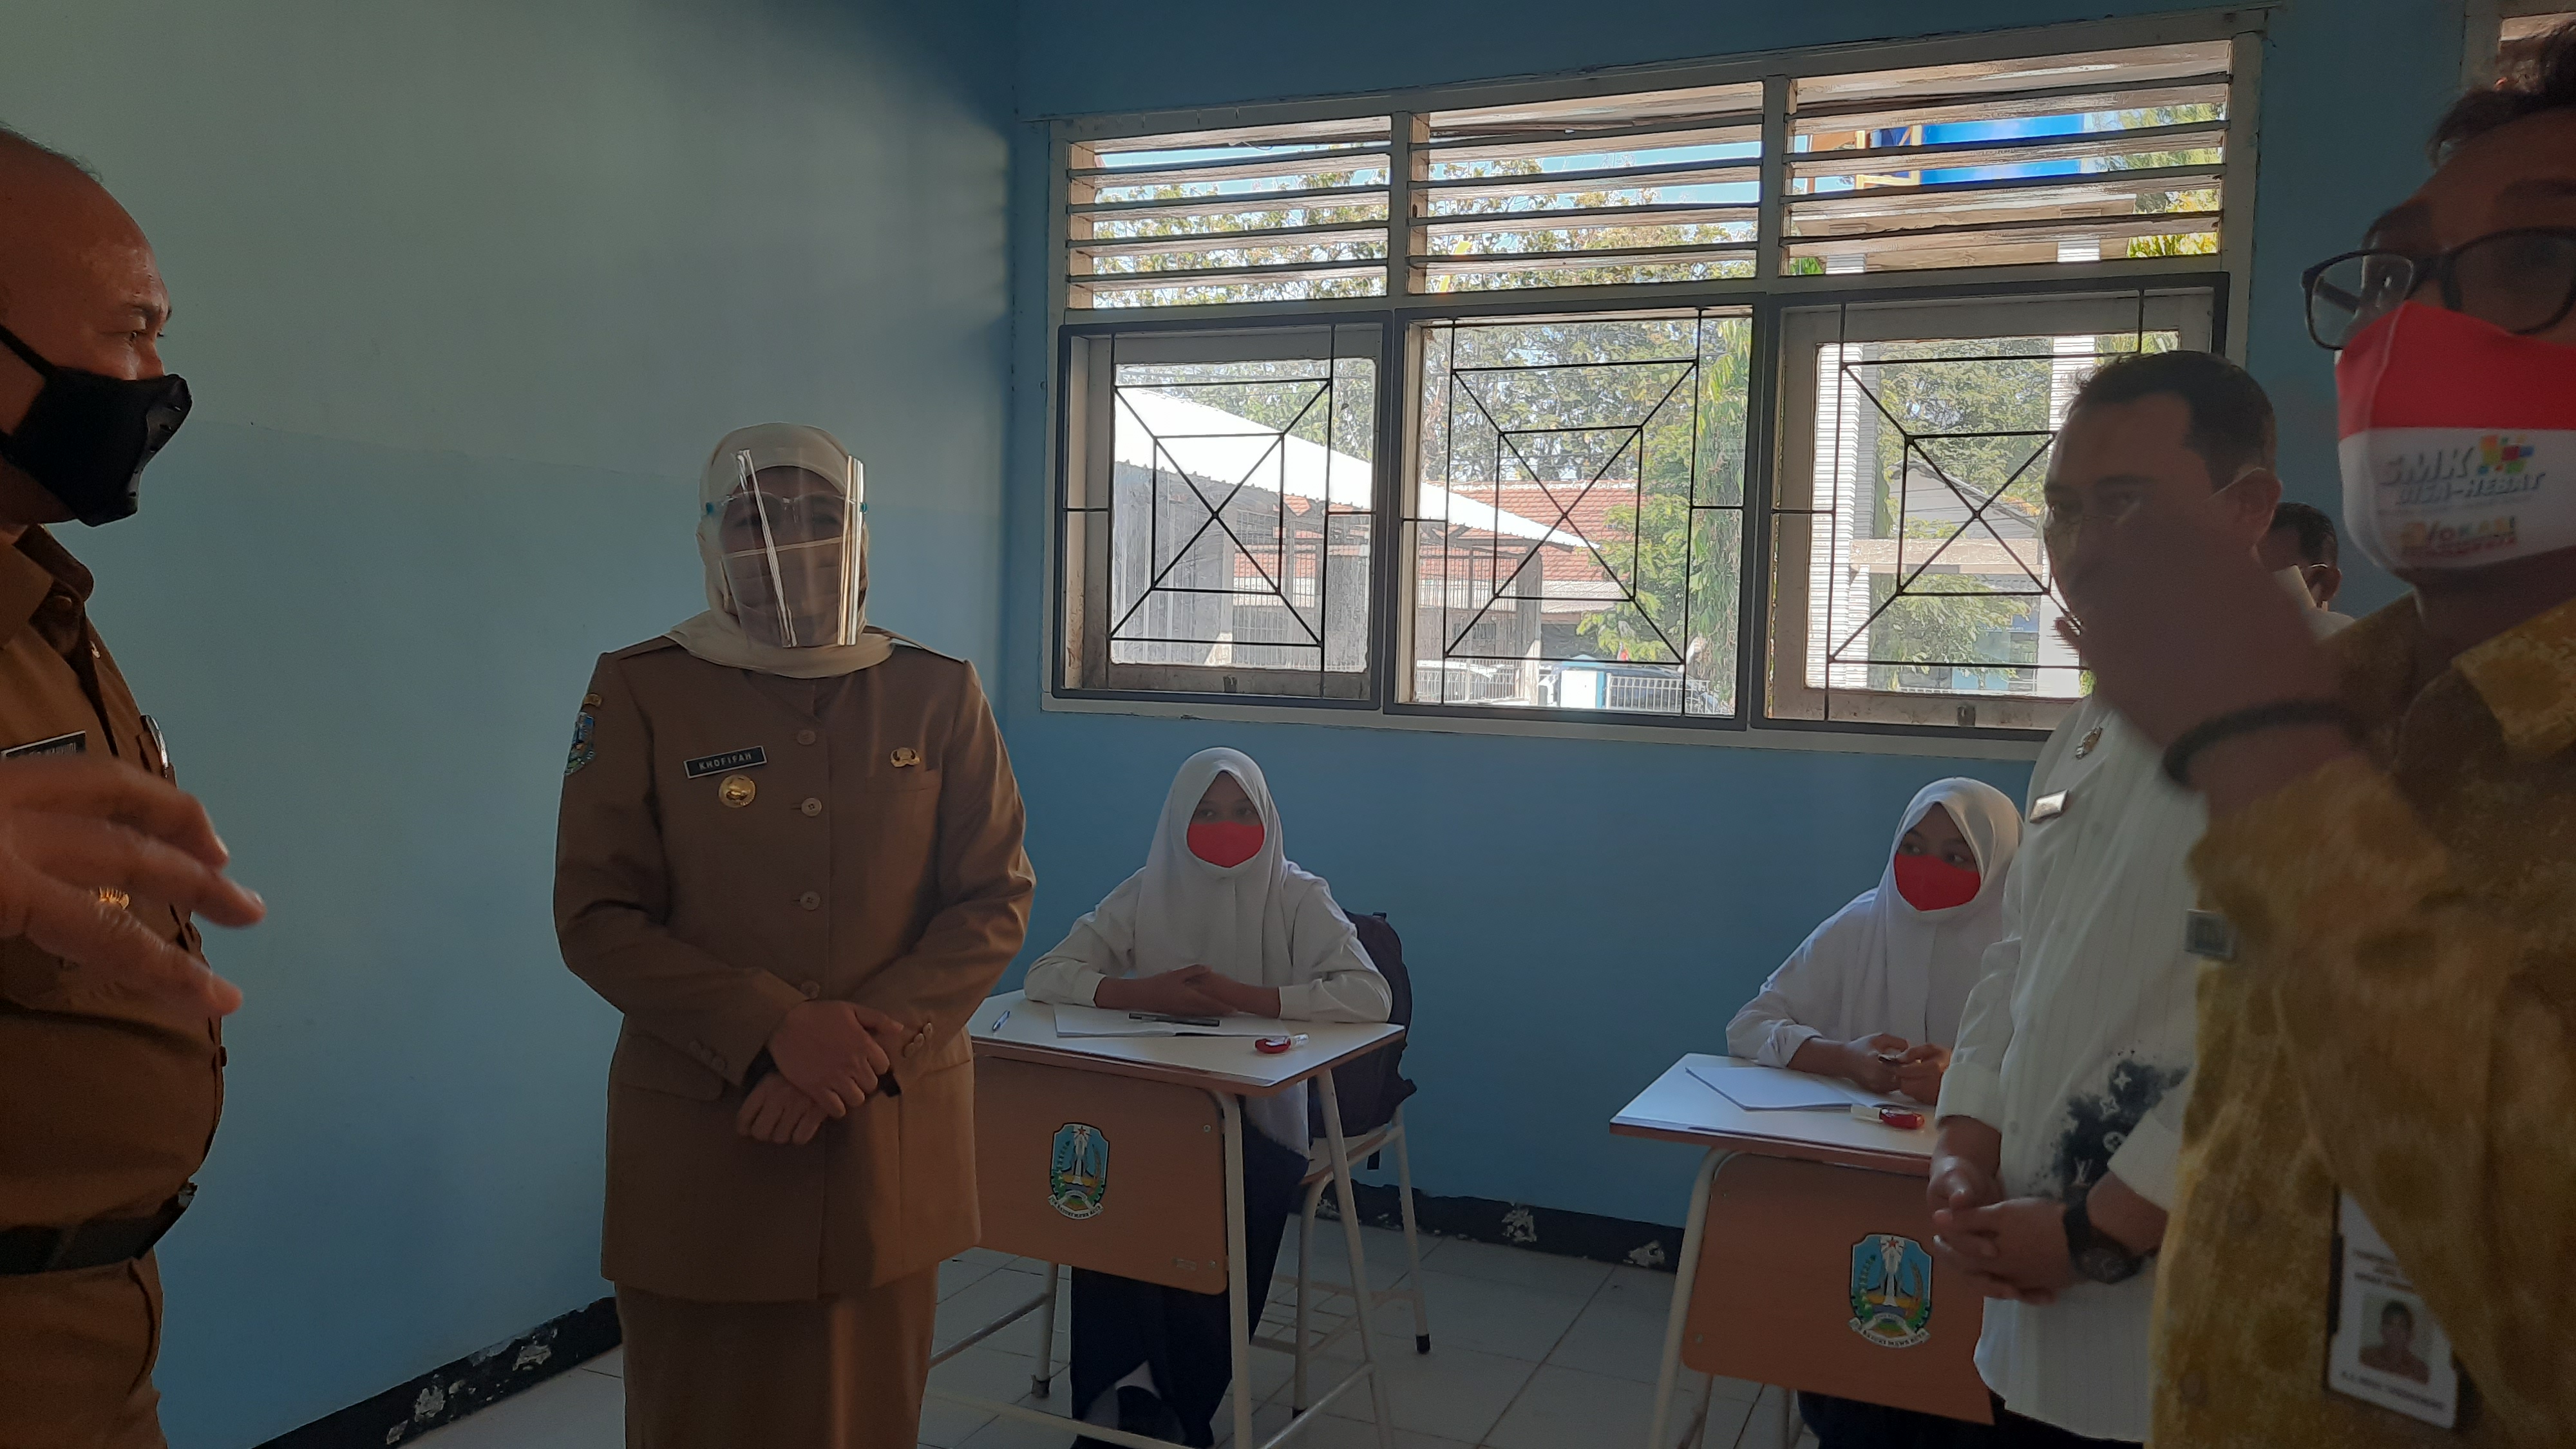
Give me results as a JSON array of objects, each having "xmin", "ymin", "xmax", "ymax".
[
  {"xmin": 0, "ymin": 528, "xmax": 215, "ymax": 1231},
  {"xmin": 554, "ymin": 634, "xmax": 1032, "ymax": 1302}
]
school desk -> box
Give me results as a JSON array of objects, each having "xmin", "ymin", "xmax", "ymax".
[
  {"xmin": 1612, "ymin": 1054, "xmax": 1994, "ymax": 1449},
  {"xmin": 928, "ymin": 990, "xmax": 1406, "ymax": 1449}
]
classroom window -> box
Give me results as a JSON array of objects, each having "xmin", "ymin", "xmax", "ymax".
[
  {"xmin": 1058, "ymin": 327, "xmax": 1382, "ymax": 699},
  {"xmin": 1050, "ymin": 17, "xmax": 2257, "ymax": 738}
]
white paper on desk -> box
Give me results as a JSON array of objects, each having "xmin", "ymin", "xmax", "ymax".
[
  {"xmin": 1687, "ymin": 1065, "xmax": 1877, "ymax": 1112},
  {"xmin": 1050, "ymin": 1003, "xmax": 1285, "ymax": 1039}
]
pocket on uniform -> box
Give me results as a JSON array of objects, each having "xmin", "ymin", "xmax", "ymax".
[
  {"xmin": 864, "ymin": 768, "xmax": 942, "ymax": 797},
  {"xmin": 609, "ymin": 1032, "xmax": 728, "ymax": 1101}
]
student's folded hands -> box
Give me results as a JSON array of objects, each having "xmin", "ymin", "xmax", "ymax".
[
  {"xmin": 1096, "ymin": 967, "xmax": 1236, "ymax": 1018},
  {"xmin": 1893, "ymin": 1043, "xmax": 1948, "ymax": 1104}
]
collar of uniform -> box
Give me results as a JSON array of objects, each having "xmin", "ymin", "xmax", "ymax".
[
  {"xmin": 0, "ymin": 526, "xmax": 88, "ymax": 637},
  {"xmin": 2452, "ymin": 592, "xmax": 2576, "ymax": 762}
]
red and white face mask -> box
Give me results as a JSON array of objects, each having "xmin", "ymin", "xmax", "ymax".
[{"xmin": 2337, "ymin": 303, "xmax": 2576, "ymax": 573}]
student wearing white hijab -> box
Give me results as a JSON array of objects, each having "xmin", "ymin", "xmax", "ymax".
[
  {"xmin": 1727, "ymin": 777, "xmax": 2023, "ymax": 1104},
  {"xmin": 1025, "ymin": 747, "xmax": 1389, "ymax": 1448},
  {"xmin": 554, "ymin": 422, "xmax": 1033, "ymax": 1449}
]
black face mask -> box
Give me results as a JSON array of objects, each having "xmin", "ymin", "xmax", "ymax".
[{"xmin": 0, "ymin": 322, "xmax": 190, "ymax": 526}]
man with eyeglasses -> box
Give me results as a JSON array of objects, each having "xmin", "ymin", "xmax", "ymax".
[{"xmin": 2056, "ymin": 22, "xmax": 2576, "ymax": 1447}]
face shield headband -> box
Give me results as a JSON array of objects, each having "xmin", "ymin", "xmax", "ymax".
[{"xmin": 714, "ymin": 450, "xmax": 863, "ymax": 649}]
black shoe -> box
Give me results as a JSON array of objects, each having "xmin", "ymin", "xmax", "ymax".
[{"xmin": 1070, "ymin": 1385, "xmax": 1188, "ymax": 1447}]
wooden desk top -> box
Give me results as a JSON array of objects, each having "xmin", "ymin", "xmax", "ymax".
[
  {"xmin": 1610, "ymin": 1054, "xmax": 1935, "ymax": 1176},
  {"xmin": 969, "ymin": 991, "xmax": 1404, "ymax": 1097}
]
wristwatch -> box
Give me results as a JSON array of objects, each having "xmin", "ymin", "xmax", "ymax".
[{"xmin": 2063, "ymin": 1189, "xmax": 2145, "ymax": 1284}]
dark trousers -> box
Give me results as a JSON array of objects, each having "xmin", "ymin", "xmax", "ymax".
[
  {"xmin": 1801, "ymin": 1392, "xmax": 2141, "ymax": 1449},
  {"xmin": 1070, "ymin": 1122, "xmax": 1307, "ymax": 1448}
]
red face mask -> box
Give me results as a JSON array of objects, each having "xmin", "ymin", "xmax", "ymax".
[
  {"xmin": 1893, "ymin": 854, "xmax": 1980, "ymax": 913},
  {"xmin": 1187, "ymin": 821, "xmax": 1265, "ymax": 868}
]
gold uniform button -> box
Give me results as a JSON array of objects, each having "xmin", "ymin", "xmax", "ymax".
[
  {"xmin": 795, "ymin": 729, "xmax": 819, "ymax": 746},
  {"xmin": 890, "ymin": 746, "xmax": 920, "ymax": 768},
  {"xmin": 718, "ymin": 774, "xmax": 757, "ymax": 808},
  {"xmin": 799, "ymin": 980, "xmax": 821, "ymax": 999},
  {"xmin": 800, "ymin": 797, "xmax": 822, "ymax": 817},
  {"xmin": 97, "ymin": 887, "xmax": 130, "ymax": 911},
  {"xmin": 798, "ymin": 891, "xmax": 821, "ymax": 911}
]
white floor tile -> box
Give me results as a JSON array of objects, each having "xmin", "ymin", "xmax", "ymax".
[
  {"xmin": 934, "ymin": 1266, "xmax": 1057, "ymax": 1358},
  {"xmin": 576, "ymin": 1346, "xmax": 623, "ymax": 1379},
  {"xmin": 942, "ymin": 1253, "xmax": 1005, "ymax": 1303},
  {"xmin": 1484, "ymin": 1363, "xmax": 1666, "ymax": 1449},
  {"xmin": 1289, "ymin": 1222, "xmax": 1432, "ymax": 1294},
  {"xmin": 1300, "ymin": 1338, "xmax": 1537, "ymax": 1443},
  {"xmin": 407, "ymin": 1365, "xmax": 624, "ymax": 1447},
  {"xmin": 1412, "ymin": 1239, "xmax": 1611, "ymax": 1300},
  {"xmin": 1374, "ymin": 1269, "xmax": 1575, "ymax": 1363}
]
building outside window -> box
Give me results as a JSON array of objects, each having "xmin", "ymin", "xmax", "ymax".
[{"xmin": 1048, "ymin": 16, "xmax": 2260, "ymax": 740}]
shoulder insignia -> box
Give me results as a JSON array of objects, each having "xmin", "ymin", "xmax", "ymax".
[{"xmin": 565, "ymin": 706, "xmax": 598, "ymax": 776}]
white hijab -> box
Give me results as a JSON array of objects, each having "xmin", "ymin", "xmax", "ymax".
[
  {"xmin": 665, "ymin": 422, "xmax": 895, "ymax": 678},
  {"xmin": 1130, "ymin": 747, "xmax": 1327, "ymax": 989},
  {"xmin": 1728, "ymin": 777, "xmax": 2023, "ymax": 1064}
]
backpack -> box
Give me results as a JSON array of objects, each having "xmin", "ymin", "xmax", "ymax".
[{"xmin": 1309, "ymin": 911, "xmax": 1417, "ymax": 1143}]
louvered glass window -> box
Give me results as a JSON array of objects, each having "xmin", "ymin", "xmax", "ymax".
[
  {"xmin": 1785, "ymin": 42, "xmax": 2230, "ymax": 274},
  {"xmin": 1067, "ymin": 118, "xmax": 1392, "ymax": 308},
  {"xmin": 1416, "ymin": 84, "xmax": 1763, "ymax": 292},
  {"xmin": 1053, "ymin": 17, "xmax": 2259, "ymax": 739}
]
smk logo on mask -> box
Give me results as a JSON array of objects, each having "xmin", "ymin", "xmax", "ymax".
[{"xmin": 2337, "ymin": 303, "xmax": 2575, "ymax": 573}]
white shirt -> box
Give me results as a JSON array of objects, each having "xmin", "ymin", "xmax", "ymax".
[
  {"xmin": 1727, "ymin": 777, "xmax": 2022, "ymax": 1065},
  {"xmin": 1022, "ymin": 747, "xmax": 1390, "ymax": 1148},
  {"xmin": 1935, "ymin": 696, "xmax": 2203, "ymax": 1443}
]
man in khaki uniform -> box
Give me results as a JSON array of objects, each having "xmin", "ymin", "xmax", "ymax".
[
  {"xmin": 0, "ymin": 128, "xmax": 265, "ymax": 1446},
  {"xmin": 556, "ymin": 422, "xmax": 1033, "ymax": 1448}
]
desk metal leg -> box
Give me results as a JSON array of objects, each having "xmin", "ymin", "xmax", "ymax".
[
  {"xmin": 1217, "ymin": 1095, "xmax": 1255, "ymax": 1449},
  {"xmin": 1645, "ymin": 1148, "xmax": 1727, "ymax": 1449},
  {"xmin": 1033, "ymin": 1261, "xmax": 1059, "ymax": 1397},
  {"xmin": 1318, "ymin": 1074, "xmax": 1395, "ymax": 1449}
]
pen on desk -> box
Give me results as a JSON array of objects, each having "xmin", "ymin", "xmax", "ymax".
[{"xmin": 986, "ymin": 1009, "xmax": 1010, "ymax": 1033}]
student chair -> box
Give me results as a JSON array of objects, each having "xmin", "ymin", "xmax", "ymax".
[{"xmin": 1270, "ymin": 911, "xmax": 1430, "ymax": 1412}]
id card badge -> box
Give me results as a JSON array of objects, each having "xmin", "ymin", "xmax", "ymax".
[{"xmin": 2327, "ymin": 1192, "xmax": 2462, "ymax": 1428}]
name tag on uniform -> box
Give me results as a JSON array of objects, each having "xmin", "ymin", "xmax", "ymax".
[
  {"xmin": 683, "ymin": 746, "xmax": 767, "ymax": 779},
  {"xmin": 2184, "ymin": 911, "xmax": 2239, "ymax": 961},
  {"xmin": 2, "ymin": 730, "xmax": 86, "ymax": 760},
  {"xmin": 2327, "ymin": 1192, "xmax": 2463, "ymax": 1428},
  {"xmin": 2029, "ymin": 790, "xmax": 2067, "ymax": 823}
]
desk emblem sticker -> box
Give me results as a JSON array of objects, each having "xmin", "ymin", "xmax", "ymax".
[
  {"xmin": 1048, "ymin": 1122, "xmax": 1110, "ymax": 1220},
  {"xmin": 1848, "ymin": 1233, "xmax": 1935, "ymax": 1348}
]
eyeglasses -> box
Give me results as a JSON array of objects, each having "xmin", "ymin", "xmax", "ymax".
[{"xmin": 2302, "ymin": 227, "xmax": 2576, "ymax": 350}]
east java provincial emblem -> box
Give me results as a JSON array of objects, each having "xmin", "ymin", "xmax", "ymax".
[
  {"xmin": 1848, "ymin": 1233, "xmax": 1936, "ymax": 1348},
  {"xmin": 1048, "ymin": 1122, "xmax": 1110, "ymax": 1220}
]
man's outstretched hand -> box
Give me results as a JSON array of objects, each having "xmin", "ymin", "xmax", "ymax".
[{"xmin": 0, "ymin": 754, "xmax": 264, "ymax": 1016}]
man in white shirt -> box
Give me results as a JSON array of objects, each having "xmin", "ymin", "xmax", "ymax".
[{"xmin": 1926, "ymin": 352, "xmax": 2300, "ymax": 1448}]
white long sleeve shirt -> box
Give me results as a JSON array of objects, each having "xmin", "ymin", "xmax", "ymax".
[{"xmin": 1935, "ymin": 694, "xmax": 2204, "ymax": 1443}]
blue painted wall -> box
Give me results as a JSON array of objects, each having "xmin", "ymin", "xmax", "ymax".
[
  {"xmin": 997, "ymin": 0, "xmax": 2467, "ymax": 1227},
  {"xmin": 0, "ymin": 0, "xmax": 1010, "ymax": 1441}
]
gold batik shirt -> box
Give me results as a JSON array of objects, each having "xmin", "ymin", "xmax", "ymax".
[{"xmin": 2151, "ymin": 594, "xmax": 2576, "ymax": 1447}]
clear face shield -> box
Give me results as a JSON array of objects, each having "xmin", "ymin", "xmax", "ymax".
[{"xmin": 712, "ymin": 453, "xmax": 864, "ymax": 649}]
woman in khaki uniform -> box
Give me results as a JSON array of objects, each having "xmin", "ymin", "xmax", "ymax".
[{"xmin": 554, "ymin": 423, "xmax": 1032, "ymax": 1449}]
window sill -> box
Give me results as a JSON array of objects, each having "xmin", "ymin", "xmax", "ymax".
[{"xmin": 1038, "ymin": 690, "xmax": 2047, "ymax": 761}]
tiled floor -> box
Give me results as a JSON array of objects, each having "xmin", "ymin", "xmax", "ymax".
[{"xmin": 415, "ymin": 1226, "xmax": 1824, "ymax": 1449}]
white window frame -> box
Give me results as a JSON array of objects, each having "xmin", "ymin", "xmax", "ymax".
[
  {"xmin": 1041, "ymin": 7, "xmax": 2268, "ymax": 751},
  {"xmin": 1768, "ymin": 289, "xmax": 2216, "ymax": 730}
]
